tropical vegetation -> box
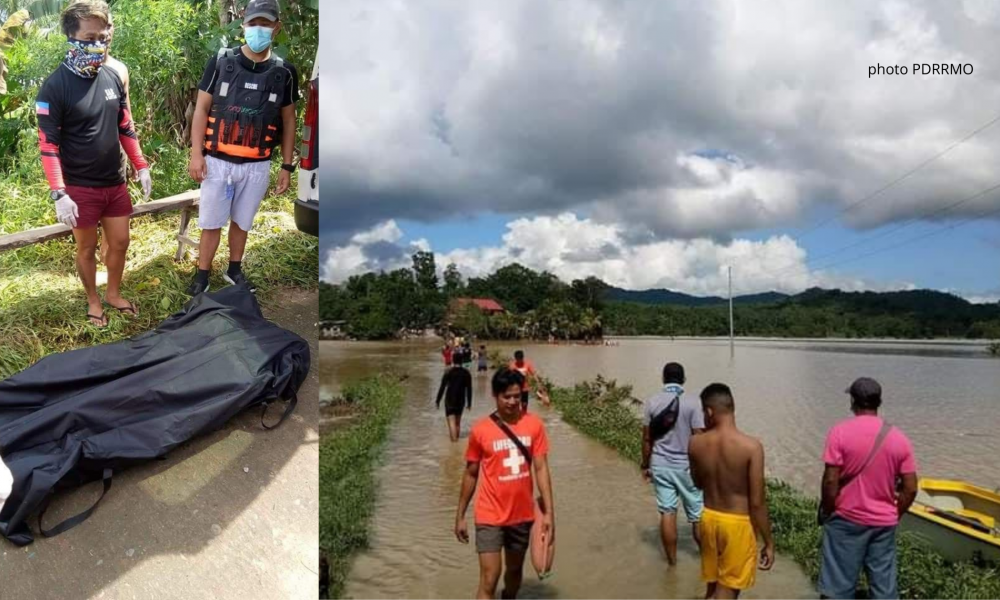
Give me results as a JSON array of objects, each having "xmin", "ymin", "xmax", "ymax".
[
  {"xmin": 320, "ymin": 252, "xmax": 1000, "ymax": 342},
  {"xmin": 319, "ymin": 375, "xmax": 406, "ymax": 600}
]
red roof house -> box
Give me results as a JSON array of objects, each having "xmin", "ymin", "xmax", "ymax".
[{"xmin": 453, "ymin": 298, "xmax": 505, "ymax": 315}]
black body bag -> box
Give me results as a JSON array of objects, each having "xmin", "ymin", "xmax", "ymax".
[{"xmin": 0, "ymin": 284, "xmax": 309, "ymax": 546}]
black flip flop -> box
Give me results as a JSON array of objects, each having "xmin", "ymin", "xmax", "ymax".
[
  {"xmin": 104, "ymin": 299, "xmax": 137, "ymax": 316},
  {"xmin": 86, "ymin": 312, "xmax": 108, "ymax": 327}
]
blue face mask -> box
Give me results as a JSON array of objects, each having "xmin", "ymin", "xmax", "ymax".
[{"xmin": 245, "ymin": 26, "xmax": 274, "ymax": 53}]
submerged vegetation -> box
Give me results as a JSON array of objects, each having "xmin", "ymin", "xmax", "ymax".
[
  {"xmin": 319, "ymin": 375, "xmax": 406, "ymax": 599},
  {"xmin": 549, "ymin": 377, "xmax": 1000, "ymax": 600},
  {"xmin": 320, "ymin": 252, "xmax": 1000, "ymax": 341}
]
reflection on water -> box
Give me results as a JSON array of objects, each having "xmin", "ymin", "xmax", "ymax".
[
  {"xmin": 663, "ymin": 337, "xmax": 994, "ymax": 360},
  {"xmin": 326, "ymin": 340, "xmax": 973, "ymax": 597}
]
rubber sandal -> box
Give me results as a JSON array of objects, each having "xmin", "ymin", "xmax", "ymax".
[
  {"xmin": 86, "ymin": 312, "xmax": 108, "ymax": 327},
  {"xmin": 104, "ymin": 299, "xmax": 137, "ymax": 316}
]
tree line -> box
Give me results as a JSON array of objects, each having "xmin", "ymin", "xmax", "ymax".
[{"xmin": 320, "ymin": 252, "xmax": 1000, "ymax": 341}]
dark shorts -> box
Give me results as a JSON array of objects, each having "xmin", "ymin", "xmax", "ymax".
[
  {"xmin": 65, "ymin": 183, "xmax": 132, "ymax": 229},
  {"xmin": 475, "ymin": 522, "xmax": 532, "ymax": 554},
  {"xmin": 444, "ymin": 402, "xmax": 465, "ymax": 417},
  {"xmin": 478, "ymin": 364, "xmax": 488, "ymax": 372}
]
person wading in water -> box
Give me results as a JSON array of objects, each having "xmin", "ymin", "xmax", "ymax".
[
  {"xmin": 455, "ymin": 368, "xmax": 555, "ymax": 599},
  {"xmin": 641, "ymin": 362, "xmax": 705, "ymax": 565},
  {"xmin": 436, "ymin": 360, "xmax": 472, "ymax": 442},
  {"xmin": 508, "ymin": 350, "xmax": 550, "ymax": 412}
]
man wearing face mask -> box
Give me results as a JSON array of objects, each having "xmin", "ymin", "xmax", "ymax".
[
  {"xmin": 36, "ymin": 0, "xmax": 152, "ymax": 327},
  {"xmin": 186, "ymin": 0, "xmax": 299, "ymax": 296}
]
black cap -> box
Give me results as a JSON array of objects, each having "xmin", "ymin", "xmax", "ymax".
[
  {"xmin": 244, "ymin": 0, "xmax": 279, "ymax": 24},
  {"xmin": 845, "ymin": 377, "xmax": 881, "ymax": 401}
]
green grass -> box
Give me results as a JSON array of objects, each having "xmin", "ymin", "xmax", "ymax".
[
  {"xmin": 0, "ymin": 148, "xmax": 318, "ymax": 379},
  {"xmin": 549, "ymin": 377, "xmax": 1000, "ymax": 600},
  {"xmin": 319, "ymin": 375, "xmax": 407, "ymax": 600}
]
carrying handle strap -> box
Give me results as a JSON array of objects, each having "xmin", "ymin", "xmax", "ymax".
[
  {"xmin": 261, "ymin": 392, "xmax": 298, "ymax": 430},
  {"xmin": 39, "ymin": 468, "xmax": 112, "ymax": 538},
  {"xmin": 839, "ymin": 421, "xmax": 893, "ymax": 490},
  {"xmin": 490, "ymin": 412, "xmax": 532, "ymax": 467}
]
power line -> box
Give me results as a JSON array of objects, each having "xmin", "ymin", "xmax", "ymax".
[
  {"xmin": 793, "ymin": 112, "xmax": 1000, "ymax": 241},
  {"xmin": 800, "ymin": 201, "xmax": 1000, "ymax": 273},
  {"xmin": 770, "ymin": 180, "xmax": 1000, "ymax": 277}
]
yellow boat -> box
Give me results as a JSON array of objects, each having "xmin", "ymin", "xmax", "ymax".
[{"xmin": 902, "ymin": 478, "xmax": 1000, "ymax": 564}]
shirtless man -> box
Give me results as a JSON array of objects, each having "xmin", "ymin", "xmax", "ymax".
[{"xmin": 688, "ymin": 383, "xmax": 774, "ymax": 599}]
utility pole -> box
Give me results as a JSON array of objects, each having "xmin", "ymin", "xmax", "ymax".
[{"xmin": 729, "ymin": 266, "xmax": 734, "ymax": 358}]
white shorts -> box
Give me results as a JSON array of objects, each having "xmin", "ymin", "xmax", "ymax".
[{"xmin": 198, "ymin": 154, "xmax": 271, "ymax": 231}]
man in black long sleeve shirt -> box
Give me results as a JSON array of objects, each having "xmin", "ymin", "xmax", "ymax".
[{"xmin": 436, "ymin": 364, "xmax": 472, "ymax": 442}]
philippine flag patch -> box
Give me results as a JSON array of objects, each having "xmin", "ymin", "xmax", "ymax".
[{"xmin": 35, "ymin": 101, "xmax": 50, "ymax": 116}]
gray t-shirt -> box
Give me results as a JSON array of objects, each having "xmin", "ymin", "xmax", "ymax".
[{"xmin": 643, "ymin": 384, "xmax": 705, "ymax": 469}]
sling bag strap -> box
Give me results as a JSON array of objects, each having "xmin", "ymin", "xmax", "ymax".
[
  {"xmin": 261, "ymin": 392, "xmax": 298, "ymax": 430},
  {"xmin": 490, "ymin": 412, "xmax": 532, "ymax": 467},
  {"xmin": 818, "ymin": 420, "xmax": 894, "ymax": 526},
  {"xmin": 649, "ymin": 393, "xmax": 681, "ymax": 442},
  {"xmin": 38, "ymin": 467, "xmax": 112, "ymax": 538},
  {"xmin": 838, "ymin": 420, "xmax": 893, "ymax": 490}
]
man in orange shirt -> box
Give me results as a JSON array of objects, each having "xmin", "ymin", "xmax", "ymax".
[
  {"xmin": 455, "ymin": 368, "xmax": 556, "ymax": 599},
  {"xmin": 508, "ymin": 350, "xmax": 550, "ymax": 412}
]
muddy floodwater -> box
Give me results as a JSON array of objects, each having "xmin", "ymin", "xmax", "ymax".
[{"xmin": 323, "ymin": 338, "xmax": 1000, "ymax": 599}]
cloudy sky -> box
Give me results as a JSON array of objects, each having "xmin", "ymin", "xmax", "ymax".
[{"xmin": 322, "ymin": 0, "xmax": 1000, "ymax": 301}]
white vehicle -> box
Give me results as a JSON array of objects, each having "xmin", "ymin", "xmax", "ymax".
[{"xmin": 295, "ymin": 51, "xmax": 318, "ymax": 236}]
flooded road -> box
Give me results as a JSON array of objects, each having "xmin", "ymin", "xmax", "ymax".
[{"xmin": 322, "ymin": 339, "xmax": 955, "ymax": 597}]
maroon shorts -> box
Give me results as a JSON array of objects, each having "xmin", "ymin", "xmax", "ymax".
[{"xmin": 65, "ymin": 183, "xmax": 133, "ymax": 229}]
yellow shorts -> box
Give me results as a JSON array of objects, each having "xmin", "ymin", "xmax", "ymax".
[{"xmin": 699, "ymin": 507, "xmax": 757, "ymax": 590}]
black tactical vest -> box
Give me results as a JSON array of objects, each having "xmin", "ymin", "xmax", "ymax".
[{"xmin": 205, "ymin": 47, "xmax": 286, "ymax": 159}]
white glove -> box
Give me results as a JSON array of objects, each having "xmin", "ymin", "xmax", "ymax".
[
  {"xmin": 138, "ymin": 168, "xmax": 152, "ymax": 201},
  {"xmin": 54, "ymin": 194, "xmax": 79, "ymax": 228}
]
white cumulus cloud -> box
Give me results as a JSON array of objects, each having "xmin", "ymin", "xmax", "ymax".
[{"xmin": 323, "ymin": 214, "xmax": 917, "ymax": 297}]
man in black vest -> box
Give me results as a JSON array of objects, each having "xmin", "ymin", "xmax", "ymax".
[{"xmin": 186, "ymin": 0, "xmax": 299, "ymax": 295}]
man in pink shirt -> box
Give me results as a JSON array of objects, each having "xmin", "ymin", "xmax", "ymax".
[{"xmin": 818, "ymin": 377, "xmax": 918, "ymax": 599}]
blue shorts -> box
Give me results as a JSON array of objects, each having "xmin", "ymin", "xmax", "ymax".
[
  {"xmin": 651, "ymin": 466, "xmax": 703, "ymax": 522},
  {"xmin": 818, "ymin": 515, "xmax": 897, "ymax": 599}
]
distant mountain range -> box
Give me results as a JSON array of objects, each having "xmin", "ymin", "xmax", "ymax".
[
  {"xmin": 603, "ymin": 287, "xmax": 789, "ymax": 306},
  {"xmin": 603, "ymin": 286, "xmax": 996, "ymax": 311}
]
